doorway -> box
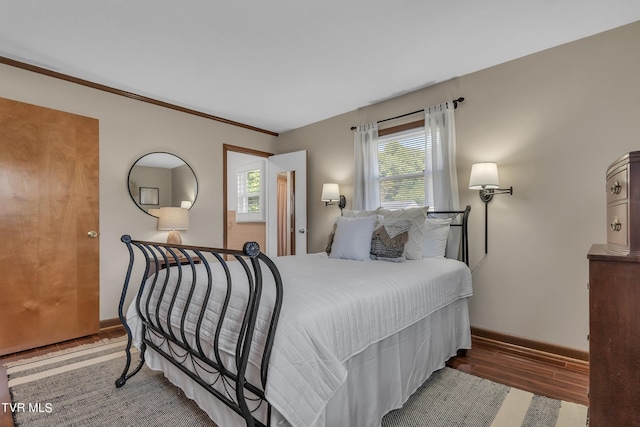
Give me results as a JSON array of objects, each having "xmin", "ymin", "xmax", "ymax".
[
  {"xmin": 223, "ymin": 145, "xmax": 307, "ymax": 257},
  {"xmin": 276, "ymin": 171, "xmax": 296, "ymax": 256},
  {"xmin": 223, "ymin": 144, "xmax": 271, "ymax": 253}
]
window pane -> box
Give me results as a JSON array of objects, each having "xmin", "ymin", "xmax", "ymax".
[
  {"xmin": 246, "ymin": 169, "xmax": 261, "ymax": 194},
  {"xmin": 236, "ymin": 160, "xmax": 266, "ymax": 222},
  {"xmin": 237, "ymin": 168, "xmax": 261, "ymax": 214},
  {"xmin": 378, "ymin": 127, "xmax": 427, "ymax": 209},
  {"xmin": 380, "ymin": 176, "xmax": 425, "ymax": 209},
  {"xmin": 247, "ymin": 195, "xmax": 260, "ymax": 213},
  {"xmin": 378, "ymin": 137, "xmax": 425, "ymax": 178}
]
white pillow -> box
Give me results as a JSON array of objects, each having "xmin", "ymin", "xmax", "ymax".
[
  {"xmin": 376, "ymin": 207, "xmax": 428, "ymax": 260},
  {"xmin": 329, "ymin": 215, "xmax": 377, "ymax": 261},
  {"xmin": 422, "ymin": 218, "xmax": 452, "ymax": 258},
  {"xmin": 342, "ymin": 208, "xmax": 378, "ymax": 218}
]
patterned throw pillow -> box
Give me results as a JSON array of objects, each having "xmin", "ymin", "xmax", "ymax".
[
  {"xmin": 325, "ymin": 222, "xmax": 337, "ymax": 254},
  {"xmin": 376, "ymin": 207, "xmax": 428, "ymax": 260},
  {"xmin": 370, "ymin": 218, "xmax": 412, "ymax": 262}
]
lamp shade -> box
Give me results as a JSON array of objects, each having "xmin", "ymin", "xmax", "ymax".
[
  {"xmin": 321, "ymin": 183, "xmax": 340, "ymax": 201},
  {"xmin": 469, "ymin": 163, "xmax": 500, "ymax": 190},
  {"xmin": 157, "ymin": 207, "xmax": 189, "ymax": 231}
]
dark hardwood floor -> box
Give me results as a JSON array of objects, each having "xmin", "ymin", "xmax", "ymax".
[
  {"xmin": 1, "ymin": 329, "xmax": 588, "ymax": 427},
  {"xmin": 447, "ymin": 336, "xmax": 589, "ymax": 406}
]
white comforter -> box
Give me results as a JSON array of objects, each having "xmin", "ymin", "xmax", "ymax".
[{"xmin": 127, "ymin": 253, "xmax": 472, "ymax": 427}]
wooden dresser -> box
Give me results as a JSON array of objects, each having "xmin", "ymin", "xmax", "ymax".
[
  {"xmin": 606, "ymin": 151, "xmax": 640, "ymax": 254},
  {"xmin": 587, "ymin": 151, "xmax": 640, "ymax": 425}
]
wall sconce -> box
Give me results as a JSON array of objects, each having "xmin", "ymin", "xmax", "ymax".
[
  {"xmin": 469, "ymin": 162, "xmax": 513, "ymax": 253},
  {"xmin": 180, "ymin": 200, "xmax": 192, "ymax": 209},
  {"xmin": 157, "ymin": 207, "xmax": 189, "ymax": 245},
  {"xmin": 321, "ymin": 183, "xmax": 346, "ymax": 210}
]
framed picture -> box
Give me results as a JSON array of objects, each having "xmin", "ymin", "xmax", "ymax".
[{"xmin": 139, "ymin": 187, "xmax": 159, "ymax": 205}]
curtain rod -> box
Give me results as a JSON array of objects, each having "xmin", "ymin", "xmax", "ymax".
[{"xmin": 350, "ymin": 96, "xmax": 464, "ymax": 131}]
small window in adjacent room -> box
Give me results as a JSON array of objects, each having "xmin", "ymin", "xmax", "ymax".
[
  {"xmin": 378, "ymin": 123, "xmax": 433, "ymax": 209},
  {"xmin": 236, "ymin": 160, "xmax": 265, "ymax": 222}
]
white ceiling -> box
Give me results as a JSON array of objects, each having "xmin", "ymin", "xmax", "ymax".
[{"xmin": 1, "ymin": 1, "xmax": 640, "ymax": 134}]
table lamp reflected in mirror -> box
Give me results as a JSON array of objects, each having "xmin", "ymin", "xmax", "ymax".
[{"xmin": 157, "ymin": 207, "xmax": 189, "ymax": 245}]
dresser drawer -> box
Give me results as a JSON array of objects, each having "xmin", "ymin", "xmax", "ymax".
[
  {"xmin": 607, "ymin": 203, "xmax": 628, "ymax": 248},
  {"xmin": 606, "ymin": 166, "xmax": 628, "ymax": 203}
]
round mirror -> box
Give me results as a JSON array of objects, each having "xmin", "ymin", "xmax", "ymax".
[{"xmin": 127, "ymin": 152, "xmax": 198, "ymax": 217}]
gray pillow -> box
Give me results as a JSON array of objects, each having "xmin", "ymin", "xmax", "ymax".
[
  {"xmin": 370, "ymin": 218, "xmax": 412, "ymax": 262},
  {"xmin": 329, "ymin": 215, "xmax": 378, "ymax": 261}
]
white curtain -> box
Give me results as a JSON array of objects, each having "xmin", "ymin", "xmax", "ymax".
[
  {"xmin": 425, "ymin": 104, "xmax": 461, "ymax": 258},
  {"xmin": 353, "ymin": 123, "xmax": 380, "ymax": 210}
]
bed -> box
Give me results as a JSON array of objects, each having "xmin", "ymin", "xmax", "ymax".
[{"xmin": 116, "ymin": 206, "xmax": 472, "ymax": 427}]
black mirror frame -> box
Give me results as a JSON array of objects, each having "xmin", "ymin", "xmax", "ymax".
[{"xmin": 127, "ymin": 152, "xmax": 198, "ymax": 217}]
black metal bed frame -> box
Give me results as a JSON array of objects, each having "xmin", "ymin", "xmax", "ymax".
[
  {"xmin": 116, "ymin": 236, "xmax": 283, "ymax": 427},
  {"xmin": 114, "ymin": 205, "xmax": 470, "ymax": 427},
  {"xmin": 428, "ymin": 205, "xmax": 471, "ymax": 265}
]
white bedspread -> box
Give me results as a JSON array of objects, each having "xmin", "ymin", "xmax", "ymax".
[{"xmin": 127, "ymin": 253, "xmax": 472, "ymax": 427}]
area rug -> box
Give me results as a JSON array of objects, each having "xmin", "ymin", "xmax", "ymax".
[{"xmin": 4, "ymin": 338, "xmax": 587, "ymax": 426}]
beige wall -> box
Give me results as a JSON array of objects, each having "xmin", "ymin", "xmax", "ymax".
[
  {"xmin": 3, "ymin": 20, "xmax": 639, "ymax": 352},
  {"xmin": 276, "ymin": 21, "xmax": 640, "ymax": 352},
  {"xmin": 0, "ymin": 63, "xmax": 277, "ymax": 320},
  {"xmin": 172, "ymin": 163, "xmax": 197, "ymax": 207}
]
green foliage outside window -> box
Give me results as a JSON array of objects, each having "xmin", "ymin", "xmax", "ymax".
[
  {"xmin": 245, "ymin": 169, "xmax": 261, "ymax": 213},
  {"xmin": 378, "ymin": 139, "xmax": 425, "ymax": 207}
]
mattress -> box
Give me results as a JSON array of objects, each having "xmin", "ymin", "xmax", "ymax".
[{"xmin": 126, "ymin": 252, "xmax": 473, "ymax": 427}]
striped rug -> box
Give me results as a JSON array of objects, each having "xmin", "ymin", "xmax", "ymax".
[
  {"xmin": 5, "ymin": 338, "xmax": 588, "ymax": 426},
  {"xmin": 382, "ymin": 368, "xmax": 588, "ymax": 427}
]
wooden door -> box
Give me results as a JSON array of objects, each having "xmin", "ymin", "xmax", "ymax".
[{"xmin": 0, "ymin": 97, "xmax": 99, "ymax": 355}]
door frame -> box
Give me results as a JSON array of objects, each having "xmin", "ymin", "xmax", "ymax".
[{"xmin": 222, "ymin": 144, "xmax": 273, "ymax": 250}]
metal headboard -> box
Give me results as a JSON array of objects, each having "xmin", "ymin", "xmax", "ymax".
[{"xmin": 427, "ymin": 205, "xmax": 471, "ymax": 265}]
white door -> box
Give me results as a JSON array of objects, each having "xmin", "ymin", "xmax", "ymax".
[{"xmin": 267, "ymin": 150, "xmax": 307, "ymax": 256}]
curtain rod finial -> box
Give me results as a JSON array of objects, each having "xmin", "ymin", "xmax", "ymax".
[{"xmin": 453, "ymin": 97, "xmax": 465, "ymax": 109}]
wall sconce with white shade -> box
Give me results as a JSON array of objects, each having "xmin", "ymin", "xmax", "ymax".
[
  {"xmin": 157, "ymin": 207, "xmax": 189, "ymax": 245},
  {"xmin": 180, "ymin": 200, "xmax": 193, "ymax": 209},
  {"xmin": 321, "ymin": 183, "xmax": 346, "ymax": 210},
  {"xmin": 469, "ymin": 162, "xmax": 513, "ymax": 253}
]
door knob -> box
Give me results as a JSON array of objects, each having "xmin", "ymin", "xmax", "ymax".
[
  {"xmin": 298, "ymin": 229, "xmax": 306, "ymax": 234},
  {"xmin": 87, "ymin": 230, "xmax": 99, "ymax": 238}
]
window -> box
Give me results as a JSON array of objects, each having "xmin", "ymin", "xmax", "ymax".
[
  {"xmin": 378, "ymin": 124, "xmax": 433, "ymax": 209},
  {"xmin": 236, "ymin": 160, "xmax": 265, "ymax": 222}
]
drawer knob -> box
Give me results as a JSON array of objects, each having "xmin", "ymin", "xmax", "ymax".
[
  {"xmin": 610, "ymin": 217, "xmax": 622, "ymax": 232},
  {"xmin": 610, "ymin": 180, "xmax": 622, "ymax": 195}
]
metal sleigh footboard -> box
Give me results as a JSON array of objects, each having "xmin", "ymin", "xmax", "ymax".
[{"xmin": 115, "ymin": 235, "xmax": 284, "ymax": 427}]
